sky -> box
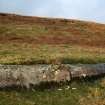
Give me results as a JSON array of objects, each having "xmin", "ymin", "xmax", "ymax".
[{"xmin": 0, "ymin": 0, "xmax": 105, "ymax": 23}]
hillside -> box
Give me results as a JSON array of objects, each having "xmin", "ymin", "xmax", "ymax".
[
  {"xmin": 1, "ymin": 13, "xmax": 105, "ymax": 105},
  {"xmin": 0, "ymin": 13, "xmax": 105, "ymax": 64}
]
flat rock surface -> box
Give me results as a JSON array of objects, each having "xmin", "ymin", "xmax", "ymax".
[{"xmin": 0, "ymin": 64, "xmax": 105, "ymax": 88}]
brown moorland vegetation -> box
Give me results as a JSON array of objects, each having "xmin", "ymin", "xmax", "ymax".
[
  {"xmin": 0, "ymin": 13, "xmax": 105, "ymax": 105},
  {"xmin": 0, "ymin": 13, "xmax": 105, "ymax": 64}
]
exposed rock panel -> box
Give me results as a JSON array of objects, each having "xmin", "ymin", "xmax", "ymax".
[{"xmin": 0, "ymin": 64, "xmax": 104, "ymax": 88}]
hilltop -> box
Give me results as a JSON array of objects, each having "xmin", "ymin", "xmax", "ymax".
[{"xmin": 0, "ymin": 13, "xmax": 105, "ymax": 64}]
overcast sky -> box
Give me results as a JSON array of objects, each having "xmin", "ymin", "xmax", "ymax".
[{"xmin": 0, "ymin": 0, "xmax": 105, "ymax": 23}]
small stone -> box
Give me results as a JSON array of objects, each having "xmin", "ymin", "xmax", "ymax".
[
  {"xmin": 82, "ymin": 74, "xmax": 86, "ymax": 77},
  {"xmin": 58, "ymin": 88, "xmax": 63, "ymax": 91},
  {"xmin": 72, "ymin": 88, "xmax": 77, "ymax": 90},
  {"xmin": 42, "ymin": 74, "xmax": 47, "ymax": 79},
  {"xmin": 65, "ymin": 86, "xmax": 70, "ymax": 90},
  {"xmin": 55, "ymin": 70, "xmax": 60, "ymax": 75}
]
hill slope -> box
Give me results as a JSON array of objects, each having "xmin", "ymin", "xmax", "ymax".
[{"xmin": 0, "ymin": 13, "xmax": 105, "ymax": 64}]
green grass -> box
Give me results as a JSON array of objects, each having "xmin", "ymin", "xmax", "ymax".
[
  {"xmin": 0, "ymin": 77, "xmax": 105, "ymax": 105},
  {"xmin": 0, "ymin": 43, "xmax": 105, "ymax": 64}
]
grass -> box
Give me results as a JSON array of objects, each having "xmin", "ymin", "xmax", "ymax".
[
  {"xmin": 0, "ymin": 77, "xmax": 105, "ymax": 105},
  {"xmin": 0, "ymin": 13, "xmax": 105, "ymax": 105},
  {"xmin": 0, "ymin": 13, "xmax": 105, "ymax": 64},
  {"xmin": 0, "ymin": 43, "xmax": 105, "ymax": 64}
]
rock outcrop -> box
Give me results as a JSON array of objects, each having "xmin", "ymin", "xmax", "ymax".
[{"xmin": 0, "ymin": 64, "xmax": 105, "ymax": 89}]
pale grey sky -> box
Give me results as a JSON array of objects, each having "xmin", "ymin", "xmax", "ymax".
[{"xmin": 0, "ymin": 0, "xmax": 105, "ymax": 23}]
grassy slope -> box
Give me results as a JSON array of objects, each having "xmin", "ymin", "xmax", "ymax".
[
  {"xmin": 0, "ymin": 13, "xmax": 105, "ymax": 64},
  {"xmin": 1, "ymin": 13, "xmax": 105, "ymax": 105}
]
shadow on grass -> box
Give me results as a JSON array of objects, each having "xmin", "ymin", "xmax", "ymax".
[
  {"xmin": 0, "ymin": 74, "xmax": 105, "ymax": 92},
  {"xmin": 1, "ymin": 57, "xmax": 105, "ymax": 65},
  {"xmin": 0, "ymin": 81, "xmax": 70, "ymax": 92},
  {"xmin": 71, "ymin": 74, "xmax": 105, "ymax": 85},
  {"xmin": 61, "ymin": 58, "xmax": 105, "ymax": 64}
]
